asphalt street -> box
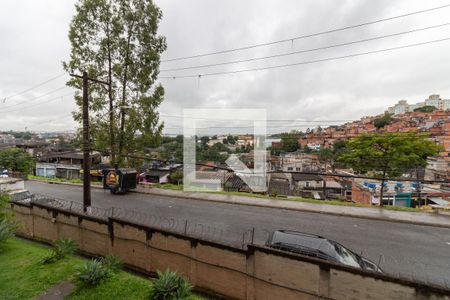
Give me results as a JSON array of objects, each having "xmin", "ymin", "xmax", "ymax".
[{"xmin": 26, "ymin": 181, "xmax": 450, "ymax": 287}]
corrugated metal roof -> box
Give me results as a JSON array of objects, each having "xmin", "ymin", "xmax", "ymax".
[{"xmin": 428, "ymin": 197, "xmax": 450, "ymax": 206}]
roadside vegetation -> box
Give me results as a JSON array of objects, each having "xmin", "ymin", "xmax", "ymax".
[
  {"xmin": 0, "ymin": 238, "xmax": 202, "ymax": 299},
  {"xmin": 42, "ymin": 239, "xmax": 78, "ymax": 264},
  {"xmin": 0, "ymin": 148, "xmax": 35, "ymax": 175},
  {"xmin": 29, "ymin": 175, "xmax": 102, "ymax": 185},
  {"xmin": 149, "ymin": 183, "xmax": 422, "ymax": 212},
  {"xmin": 0, "ymin": 192, "xmax": 15, "ymax": 251}
]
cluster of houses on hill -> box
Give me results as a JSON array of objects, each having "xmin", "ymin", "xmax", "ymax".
[{"xmin": 296, "ymin": 100, "xmax": 450, "ymax": 182}]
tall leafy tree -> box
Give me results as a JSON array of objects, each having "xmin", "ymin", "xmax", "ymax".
[
  {"xmin": 63, "ymin": 0, "xmax": 167, "ymax": 166},
  {"xmin": 338, "ymin": 132, "xmax": 442, "ymax": 206},
  {"xmin": 0, "ymin": 148, "xmax": 35, "ymax": 174}
]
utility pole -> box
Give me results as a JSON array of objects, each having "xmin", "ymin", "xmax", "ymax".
[
  {"xmin": 416, "ymin": 167, "xmax": 422, "ymax": 207},
  {"xmin": 70, "ymin": 71, "xmax": 109, "ymax": 212},
  {"xmin": 82, "ymin": 71, "xmax": 91, "ymax": 212}
]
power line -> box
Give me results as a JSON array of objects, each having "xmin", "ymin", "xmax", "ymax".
[
  {"xmin": 25, "ymin": 113, "xmax": 74, "ymax": 127},
  {"xmin": 161, "ymin": 3, "xmax": 450, "ymax": 62},
  {"xmin": 0, "ymin": 113, "xmax": 75, "ymax": 132},
  {"xmin": 160, "ymin": 22, "xmax": 450, "ymax": 72},
  {"xmin": 0, "ymin": 92, "xmax": 74, "ymax": 114},
  {"xmin": 2, "ymin": 73, "xmax": 66, "ymax": 101},
  {"xmin": 159, "ymin": 37, "xmax": 450, "ymax": 79},
  {"xmin": 31, "ymin": 113, "xmax": 75, "ymax": 129},
  {"xmin": 0, "ymin": 86, "xmax": 69, "ymax": 110}
]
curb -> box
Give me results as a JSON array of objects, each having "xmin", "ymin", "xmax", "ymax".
[
  {"xmin": 28, "ymin": 179, "xmax": 104, "ymax": 189},
  {"xmin": 135, "ymin": 186, "xmax": 450, "ymax": 229},
  {"xmin": 27, "ymin": 179, "xmax": 450, "ymax": 229}
]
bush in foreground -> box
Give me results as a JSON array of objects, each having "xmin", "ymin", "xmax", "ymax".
[
  {"xmin": 76, "ymin": 259, "xmax": 111, "ymax": 287},
  {"xmin": 75, "ymin": 255, "xmax": 122, "ymax": 287},
  {"xmin": 151, "ymin": 269, "xmax": 193, "ymax": 300},
  {"xmin": 101, "ymin": 255, "xmax": 122, "ymax": 272},
  {"xmin": 0, "ymin": 218, "xmax": 15, "ymax": 249},
  {"xmin": 0, "ymin": 192, "xmax": 15, "ymax": 251},
  {"xmin": 42, "ymin": 239, "xmax": 78, "ymax": 264},
  {"xmin": 0, "ymin": 192, "xmax": 10, "ymax": 219}
]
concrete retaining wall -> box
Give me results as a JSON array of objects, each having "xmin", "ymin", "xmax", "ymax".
[
  {"xmin": 0, "ymin": 178, "xmax": 25, "ymax": 192},
  {"xmin": 10, "ymin": 201, "xmax": 450, "ymax": 300}
]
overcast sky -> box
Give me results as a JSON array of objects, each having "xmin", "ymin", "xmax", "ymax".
[{"xmin": 1, "ymin": 0, "xmax": 450, "ymax": 135}]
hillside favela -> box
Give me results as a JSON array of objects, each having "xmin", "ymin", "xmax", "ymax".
[{"xmin": 1, "ymin": 1, "xmax": 450, "ymax": 300}]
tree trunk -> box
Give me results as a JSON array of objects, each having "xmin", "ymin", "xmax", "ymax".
[
  {"xmin": 107, "ymin": 23, "xmax": 115, "ymax": 164},
  {"xmin": 118, "ymin": 19, "xmax": 135, "ymax": 165}
]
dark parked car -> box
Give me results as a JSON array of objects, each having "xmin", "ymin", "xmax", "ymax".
[{"xmin": 266, "ymin": 230, "xmax": 382, "ymax": 272}]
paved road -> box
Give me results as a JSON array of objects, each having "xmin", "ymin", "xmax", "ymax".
[{"xmin": 26, "ymin": 181, "xmax": 450, "ymax": 287}]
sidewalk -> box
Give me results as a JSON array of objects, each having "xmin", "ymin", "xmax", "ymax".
[{"xmin": 136, "ymin": 185, "xmax": 450, "ymax": 228}]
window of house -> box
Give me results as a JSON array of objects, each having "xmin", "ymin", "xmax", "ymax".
[
  {"xmin": 305, "ymin": 181, "xmax": 310, "ymax": 187},
  {"xmin": 287, "ymin": 167, "xmax": 293, "ymax": 171},
  {"xmin": 296, "ymin": 167, "xmax": 301, "ymax": 171}
]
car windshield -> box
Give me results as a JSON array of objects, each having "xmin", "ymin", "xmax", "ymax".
[{"xmin": 331, "ymin": 242, "xmax": 361, "ymax": 268}]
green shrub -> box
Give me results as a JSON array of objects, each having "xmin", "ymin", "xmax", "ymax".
[
  {"xmin": 42, "ymin": 239, "xmax": 78, "ymax": 264},
  {"xmin": 151, "ymin": 269, "xmax": 193, "ymax": 300},
  {"xmin": 0, "ymin": 218, "xmax": 14, "ymax": 247},
  {"xmin": 101, "ymin": 255, "xmax": 122, "ymax": 272},
  {"xmin": 0, "ymin": 192, "xmax": 11, "ymax": 220},
  {"xmin": 0, "ymin": 192, "xmax": 14, "ymax": 250},
  {"xmin": 76, "ymin": 259, "xmax": 111, "ymax": 286}
]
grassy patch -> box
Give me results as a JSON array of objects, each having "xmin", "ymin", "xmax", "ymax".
[
  {"xmin": 29, "ymin": 175, "xmax": 102, "ymax": 186},
  {"xmin": 68, "ymin": 272, "xmax": 152, "ymax": 300},
  {"xmin": 151, "ymin": 183, "xmax": 421, "ymax": 212},
  {"xmin": 0, "ymin": 238, "xmax": 82, "ymax": 299},
  {"xmin": 381, "ymin": 205, "xmax": 421, "ymax": 212},
  {"xmin": 213, "ymin": 191, "xmax": 421, "ymax": 212},
  {"xmin": 151, "ymin": 183, "xmax": 183, "ymax": 190},
  {"xmin": 0, "ymin": 238, "xmax": 204, "ymax": 300}
]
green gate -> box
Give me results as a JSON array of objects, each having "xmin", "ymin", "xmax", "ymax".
[{"xmin": 394, "ymin": 192, "xmax": 412, "ymax": 207}]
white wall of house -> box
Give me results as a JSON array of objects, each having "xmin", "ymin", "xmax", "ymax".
[{"xmin": 36, "ymin": 163, "xmax": 57, "ymax": 178}]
